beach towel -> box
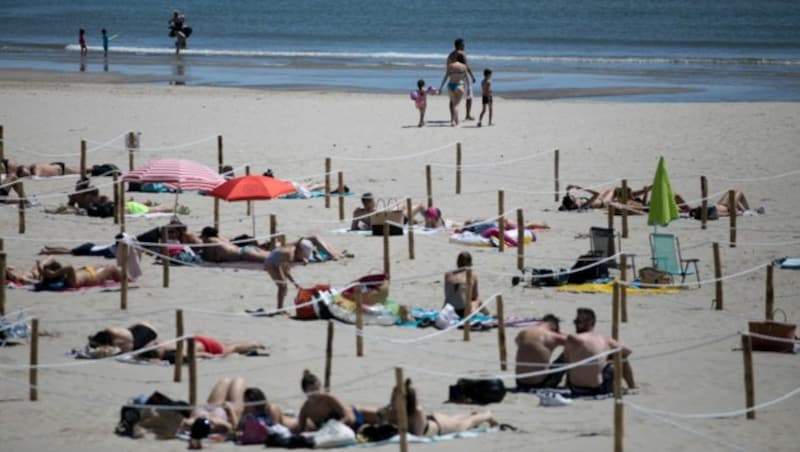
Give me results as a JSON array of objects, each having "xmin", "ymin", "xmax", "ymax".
[
  {"xmin": 354, "ymin": 426, "xmax": 502, "ymax": 448},
  {"xmin": 556, "ymin": 280, "xmax": 679, "ymax": 295},
  {"xmin": 125, "ymin": 212, "xmax": 175, "ymax": 219},
  {"xmin": 775, "ymin": 257, "xmax": 800, "ymax": 269}
]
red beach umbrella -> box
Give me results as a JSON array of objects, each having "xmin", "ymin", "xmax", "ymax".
[
  {"xmin": 209, "ymin": 175, "xmax": 296, "ymax": 235},
  {"xmin": 209, "ymin": 175, "xmax": 296, "ymax": 201},
  {"xmin": 122, "ymin": 159, "xmax": 225, "ymax": 192}
]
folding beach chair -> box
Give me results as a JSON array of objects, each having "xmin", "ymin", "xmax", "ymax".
[
  {"xmin": 649, "ymin": 232, "xmax": 700, "ymax": 286},
  {"xmin": 589, "ymin": 227, "xmax": 636, "ymax": 275}
]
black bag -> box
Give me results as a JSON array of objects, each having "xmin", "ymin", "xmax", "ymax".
[
  {"xmin": 87, "ymin": 200, "xmax": 115, "ymax": 218},
  {"xmin": 449, "ymin": 378, "xmax": 506, "ymax": 405},
  {"xmin": 527, "ymin": 268, "xmax": 568, "ymax": 287},
  {"xmin": 567, "ymin": 253, "xmax": 609, "ymax": 284},
  {"xmin": 90, "ymin": 163, "xmax": 120, "ymax": 177},
  {"xmin": 689, "ymin": 205, "xmax": 718, "ymax": 221}
]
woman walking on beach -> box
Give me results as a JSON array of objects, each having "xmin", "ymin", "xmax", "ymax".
[{"xmin": 439, "ymin": 54, "xmax": 469, "ymax": 126}]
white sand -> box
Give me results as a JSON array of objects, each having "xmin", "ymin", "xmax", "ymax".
[{"xmin": 0, "ymin": 79, "xmax": 799, "ymax": 451}]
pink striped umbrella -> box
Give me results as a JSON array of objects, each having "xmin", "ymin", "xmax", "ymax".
[{"xmin": 122, "ymin": 159, "xmax": 225, "ymax": 191}]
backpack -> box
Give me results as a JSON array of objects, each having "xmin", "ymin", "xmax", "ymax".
[
  {"xmin": 90, "ymin": 163, "xmax": 120, "ymax": 177},
  {"xmin": 449, "ymin": 378, "xmax": 506, "ymax": 405},
  {"xmin": 567, "ymin": 253, "xmax": 610, "ymax": 284},
  {"xmin": 525, "ymin": 268, "xmax": 568, "ymax": 287}
]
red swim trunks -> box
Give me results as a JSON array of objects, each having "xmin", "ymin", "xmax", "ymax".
[{"xmin": 194, "ymin": 335, "xmax": 224, "ymax": 355}]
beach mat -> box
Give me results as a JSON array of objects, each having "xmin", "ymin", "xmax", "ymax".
[{"xmin": 556, "ymin": 281, "xmax": 679, "ymax": 295}]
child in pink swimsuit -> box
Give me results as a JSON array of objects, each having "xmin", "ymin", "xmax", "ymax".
[{"xmin": 410, "ymin": 79, "xmax": 436, "ymax": 127}]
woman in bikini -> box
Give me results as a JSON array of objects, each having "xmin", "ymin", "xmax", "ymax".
[
  {"xmin": 87, "ymin": 322, "xmax": 158, "ymax": 353},
  {"xmin": 383, "ymin": 379, "xmax": 497, "ymax": 437},
  {"xmin": 37, "ymin": 256, "xmax": 123, "ymax": 289},
  {"xmin": 264, "ymin": 241, "xmax": 310, "ymax": 311},
  {"xmin": 444, "ymin": 251, "xmax": 490, "ymax": 317},
  {"xmin": 439, "ymin": 53, "xmax": 469, "ymax": 126},
  {"xmin": 142, "ymin": 335, "xmax": 266, "ymax": 362},
  {"xmin": 198, "ymin": 226, "xmax": 271, "ymax": 263}
]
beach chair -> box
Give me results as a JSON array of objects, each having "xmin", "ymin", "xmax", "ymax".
[
  {"xmin": 649, "ymin": 232, "xmax": 700, "ymax": 286},
  {"xmin": 589, "ymin": 227, "xmax": 636, "ymax": 275}
]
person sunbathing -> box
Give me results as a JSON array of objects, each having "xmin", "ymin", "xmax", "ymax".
[
  {"xmin": 142, "ymin": 335, "xmax": 266, "ymax": 362},
  {"xmin": 293, "ymin": 370, "xmax": 375, "ymax": 433},
  {"xmin": 444, "ymin": 251, "xmax": 489, "ymax": 317},
  {"xmin": 515, "ymin": 314, "xmax": 568, "ymax": 390},
  {"xmin": 0, "ymin": 173, "xmax": 25, "ymax": 204},
  {"xmin": 36, "ymin": 255, "xmax": 123, "ymax": 290},
  {"xmin": 456, "ymin": 217, "xmax": 550, "ymax": 234},
  {"xmin": 198, "ymin": 226, "xmax": 271, "ymax": 263},
  {"xmin": 383, "ymin": 378, "xmax": 498, "ymax": 437},
  {"xmin": 688, "ymin": 190, "xmax": 761, "ymax": 218},
  {"xmin": 125, "ymin": 199, "xmax": 188, "ymax": 215},
  {"xmin": 351, "ymin": 192, "xmax": 376, "ymax": 230},
  {"xmin": 287, "ymin": 236, "xmax": 354, "ymax": 262},
  {"xmin": 180, "ymin": 376, "xmax": 247, "ymax": 448},
  {"xmin": 4, "ymin": 263, "xmax": 44, "ymax": 285},
  {"xmin": 236, "ymin": 386, "xmax": 297, "ymax": 435},
  {"xmin": 88, "ymin": 322, "xmax": 158, "ymax": 353},
  {"xmin": 16, "ymin": 162, "xmax": 81, "ymax": 177}
]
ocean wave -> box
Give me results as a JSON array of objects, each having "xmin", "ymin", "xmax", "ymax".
[{"xmin": 61, "ymin": 44, "xmax": 800, "ymax": 67}]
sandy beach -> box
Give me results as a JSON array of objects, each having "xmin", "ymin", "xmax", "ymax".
[{"xmin": 0, "ymin": 78, "xmax": 799, "ymax": 452}]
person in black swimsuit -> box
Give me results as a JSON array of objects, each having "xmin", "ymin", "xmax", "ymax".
[{"xmin": 88, "ymin": 322, "xmax": 158, "ymax": 352}]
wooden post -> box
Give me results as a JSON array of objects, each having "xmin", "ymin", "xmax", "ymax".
[
  {"xmin": 112, "ymin": 172, "xmax": 119, "ymax": 224},
  {"xmin": 613, "ymin": 348, "xmax": 624, "ymax": 452},
  {"xmin": 455, "ymin": 142, "xmax": 462, "ymax": 194},
  {"xmin": 324, "ymin": 320, "xmax": 334, "ymax": 391},
  {"xmin": 383, "ymin": 223, "xmax": 390, "ymax": 279},
  {"xmin": 612, "ymin": 282, "xmax": 620, "ymax": 340},
  {"xmin": 338, "ymin": 171, "xmax": 345, "ymax": 221},
  {"xmin": 394, "ymin": 368, "xmax": 409, "ymax": 452},
  {"xmin": 426, "ymin": 165, "xmax": 433, "ymax": 208},
  {"xmin": 497, "ymin": 295, "xmax": 507, "ymax": 370},
  {"xmin": 463, "ymin": 269, "xmax": 472, "ymax": 342},
  {"xmin": 173, "ymin": 309, "xmax": 184, "ymax": 382},
  {"xmin": 516, "ymin": 209, "xmax": 524, "ymax": 270},
  {"xmin": 0, "ymin": 125, "xmax": 4, "ymax": 164},
  {"xmin": 29, "ymin": 318, "xmax": 38, "ymax": 401},
  {"xmin": 607, "ymin": 204, "xmax": 614, "ymax": 230},
  {"xmin": 187, "ymin": 337, "xmax": 197, "ymax": 406},
  {"xmin": 245, "ymin": 166, "xmax": 252, "ymax": 216},
  {"xmin": 741, "ymin": 334, "xmax": 755, "ymax": 419},
  {"xmin": 355, "ymin": 288, "xmax": 364, "ymax": 357},
  {"xmin": 406, "ymin": 198, "xmax": 414, "ymax": 260},
  {"xmin": 498, "ymin": 190, "xmax": 505, "ymax": 253},
  {"xmin": 621, "ymin": 179, "xmax": 629, "ymax": 238},
  {"xmin": 118, "ymin": 180, "xmax": 126, "ymax": 233},
  {"xmin": 765, "ymin": 265, "xmax": 774, "ymax": 321},
  {"xmin": 269, "ymin": 214, "xmax": 277, "ymax": 249},
  {"xmin": 0, "ymin": 252, "xmax": 5, "ymax": 316},
  {"xmin": 554, "ymin": 149, "xmax": 560, "ymax": 202},
  {"xmin": 713, "ymin": 242, "xmax": 723, "ymax": 310},
  {"xmin": 325, "ymin": 158, "xmax": 331, "ymax": 208},
  {"xmin": 161, "ymin": 227, "xmax": 170, "ymax": 288},
  {"xmin": 17, "ymin": 182, "xmax": 25, "ymax": 234},
  {"xmin": 127, "ymin": 132, "xmax": 135, "ymax": 171},
  {"xmin": 729, "ymin": 190, "xmax": 736, "ymax": 248},
  {"xmin": 620, "ymin": 254, "xmax": 628, "ymax": 323},
  {"xmin": 217, "ymin": 135, "xmax": 224, "ymax": 173},
  {"xmin": 80, "ymin": 140, "xmax": 87, "ymax": 179},
  {"xmin": 213, "ymin": 198, "xmax": 220, "ymax": 231},
  {"xmin": 700, "ymin": 176, "xmax": 708, "ymax": 230},
  {"xmin": 119, "ymin": 242, "xmax": 128, "ymax": 310}
]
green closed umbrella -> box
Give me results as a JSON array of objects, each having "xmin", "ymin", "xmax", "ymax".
[{"xmin": 647, "ymin": 156, "xmax": 680, "ymax": 228}]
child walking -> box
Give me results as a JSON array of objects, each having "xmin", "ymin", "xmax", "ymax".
[
  {"xmin": 79, "ymin": 28, "xmax": 87, "ymax": 56},
  {"xmin": 411, "ymin": 79, "xmax": 436, "ymax": 127},
  {"xmin": 478, "ymin": 68, "xmax": 493, "ymax": 127}
]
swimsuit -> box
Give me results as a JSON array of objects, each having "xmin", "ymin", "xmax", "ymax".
[
  {"xmin": 264, "ymin": 249, "xmax": 281, "ymax": 267},
  {"xmin": 447, "ymin": 81, "xmax": 463, "ymax": 93},
  {"xmin": 422, "ymin": 414, "xmax": 441, "ymax": 436},
  {"xmin": 567, "ymin": 362, "xmax": 614, "ymax": 397},
  {"xmin": 414, "ymin": 91, "xmax": 427, "ymax": 109},
  {"xmin": 194, "ymin": 335, "xmax": 225, "ymax": 355},
  {"xmin": 129, "ymin": 324, "xmax": 158, "ymax": 350},
  {"xmin": 81, "ymin": 265, "xmax": 98, "ymax": 285},
  {"xmin": 238, "ymin": 245, "xmax": 258, "ymax": 256},
  {"xmin": 349, "ymin": 406, "xmax": 365, "ymax": 431},
  {"xmin": 482, "ymin": 95, "xmax": 492, "ymax": 105}
]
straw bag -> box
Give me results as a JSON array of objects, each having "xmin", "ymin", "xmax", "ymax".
[
  {"xmin": 639, "ymin": 267, "xmax": 673, "ymax": 285},
  {"xmin": 748, "ymin": 321, "xmax": 796, "ymax": 352},
  {"xmin": 342, "ymin": 273, "xmax": 389, "ymax": 305},
  {"xmin": 371, "ymin": 199, "xmax": 404, "ymax": 236}
]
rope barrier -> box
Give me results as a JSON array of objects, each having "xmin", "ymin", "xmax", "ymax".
[
  {"xmin": 6, "ymin": 132, "xmax": 128, "ymax": 157},
  {"xmin": 334, "ymin": 141, "xmax": 457, "ymax": 162}
]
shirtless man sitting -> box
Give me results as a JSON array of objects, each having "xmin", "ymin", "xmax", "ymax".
[
  {"xmin": 514, "ymin": 314, "xmax": 567, "ymax": 390},
  {"xmin": 563, "ymin": 308, "xmax": 637, "ymax": 396},
  {"xmin": 351, "ymin": 192, "xmax": 376, "ymax": 230}
]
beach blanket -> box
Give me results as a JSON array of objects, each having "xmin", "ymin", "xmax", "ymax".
[{"xmin": 556, "ymin": 280, "xmax": 679, "ymax": 295}]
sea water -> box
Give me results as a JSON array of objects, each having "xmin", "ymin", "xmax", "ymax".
[{"xmin": 0, "ymin": 0, "xmax": 798, "ymax": 101}]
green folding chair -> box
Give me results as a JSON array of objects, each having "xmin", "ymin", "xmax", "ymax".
[{"xmin": 649, "ymin": 232, "xmax": 700, "ymax": 286}]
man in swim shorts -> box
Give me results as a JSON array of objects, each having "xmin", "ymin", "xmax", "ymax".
[{"xmin": 515, "ymin": 314, "xmax": 567, "ymax": 391}]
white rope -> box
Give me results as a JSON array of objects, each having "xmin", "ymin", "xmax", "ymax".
[
  {"xmin": 619, "ymin": 262, "xmax": 769, "ymax": 288},
  {"xmin": 334, "ymin": 141, "xmax": 457, "ymax": 162},
  {"xmin": 743, "ymin": 331, "xmax": 800, "ymax": 345},
  {"xmin": 90, "ymin": 135, "xmax": 219, "ymax": 153},
  {"xmin": 429, "ymin": 147, "xmax": 559, "ymax": 169},
  {"xmin": 7, "ymin": 132, "xmax": 128, "ymax": 157}
]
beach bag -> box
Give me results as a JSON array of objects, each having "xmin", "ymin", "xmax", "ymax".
[
  {"xmin": 342, "ymin": 273, "xmax": 389, "ymax": 305},
  {"xmin": 690, "ymin": 205, "xmax": 719, "ymax": 221},
  {"xmin": 294, "ymin": 284, "xmax": 331, "ymax": 320},
  {"xmin": 639, "ymin": 267, "xmax": 673, "ymax": 285},
  {"xmin": 567, "ymin": 253, "xmax": 609, "ymax": 284},
  {"xmin": 90, "ymin": 163, "xmax": 120, "ymax": 177},
  {"xmin": 748, "ymin": 321, "xmax": 797, "ymax": 353},
  {"xmin": 87, "ymin": 200, "xmax": 115, "ymax": 218},
  {"xmin": 239, "ymin": 414, "xmax": 271, "ymax": 445},
  {"xmin": 449, "ymin": 378, "xmax": 506, "ymax": 405},
  {"xmin": 527, "ymin": 268, "xmax": 568, "ymax": 287},
  {"xmin": 371, "ymin": 199, "xmax": 404, "ymax": 236}
]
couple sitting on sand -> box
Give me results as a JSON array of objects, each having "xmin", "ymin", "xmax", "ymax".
[{"xmin": 515, "ymin": 307, "xmax": 637, "ymax": 397}]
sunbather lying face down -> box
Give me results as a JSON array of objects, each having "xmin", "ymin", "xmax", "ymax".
[
  {"xmin": 138, "ymin": 335, "xmax": 266, "ymax": 362},
  {"xmin": 37, "ymin": 255, "xmax": 123, "ymax": 289},
  {"xmin": 198, "ymin": 226, "xmax": 271, "ymax": 263},
  {"xmin": 88, "ymin": 322, "xmax": 158, "ymax": 353}
]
